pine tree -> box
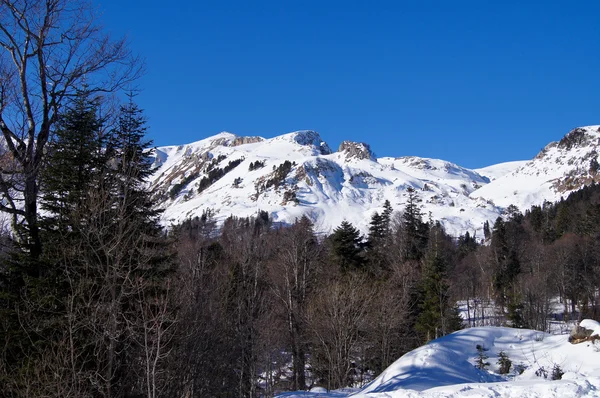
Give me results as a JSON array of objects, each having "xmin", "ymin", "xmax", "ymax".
[
  {"xmin": 90, "ymin": 97, "xmax": 174, "ymax": 395},
  {"xmin": 402, "ymin": 187, "xmax": 428, "ymax": 261},
  {"xmin": 483, "ymin": 220, "xmax": 491, "ymax": 240},
  {"xmin": 368, "ymin": 212, "xmax": 386, "ymax": 243},
  {"xmin": 415, "ymin": 223, "xmax": 462, "ymax": 342},
  {"xmin": 0, "ymin": 90, "xmax": 108, "ymax": 395},
  {"xmin": 330, "ymin": 221, "xmax": 364, "ymax": 272},
  {"xmin": 40, "ymin": 89, "xmax": 106, "ymax": 249}
]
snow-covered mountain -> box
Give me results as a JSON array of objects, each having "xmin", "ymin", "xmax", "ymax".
[
  {"xmin": 150, "ymin": 126, "xmax": 600, "ymax": 237},
  {"xmin": 470, "ymin": 126, "xmax": 600, "ymax": 210}
]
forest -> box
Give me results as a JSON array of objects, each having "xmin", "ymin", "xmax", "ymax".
[
  {"xmin": 1, "ymin": 1, "xmax": 600, "ymax": 397},
  {"xmin": 2, "ymin": 87, "xmax": 600, "ymax": 395}
]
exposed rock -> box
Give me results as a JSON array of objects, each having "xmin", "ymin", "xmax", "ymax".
[
  {"xmin": 558, "ymin": 127, "xmax": 591, "ymax": 150},
  {"xmin": 230, "ymin": 136, "xmax": 264, "ymax": 147},
  {"xmin": 569, "ymin": 322, "xmax": 599, "ymax": 344},
  {"xmin": 292, "ymin": 130, "xmax": 332, "ymax": 155},
  {"xmin": 338, "ymin": 141, "xmax": 375, "ymax": 161}
]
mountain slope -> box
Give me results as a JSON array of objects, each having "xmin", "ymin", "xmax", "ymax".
[
  {"xmin": 470, "ymin": 126, "xmax": 600, "ymax": 209},
  {"xmin": 150, "ymin": 130, "xmax": 501, "ymax": 236},
  {"xmin": 150, "ymin": 126, "xmax": 600, "ymax": 236}
]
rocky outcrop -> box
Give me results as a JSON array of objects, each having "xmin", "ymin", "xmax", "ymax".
[
  {"xmin": 338, "ymin": 141, "xmax": 375, "ymax": 161},
  {"xmin": 292, "ymin": 130, "xmax": 332, "ymax": 155},
  {"xmin": 569, "ymin": 320, "xmax": 600, "ymax": 344},
  {"xmin": 230, "ymin": 136, "xmax": 264, "ymax": 146}
]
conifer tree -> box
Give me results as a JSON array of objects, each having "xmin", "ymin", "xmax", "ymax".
[
  {"xmin": 88, "ymin": 97, "xmax": 173, "ymax": 396},
  {"xmin": 330, "ymin": 221, "xmax": 364, "ymax": 272},
  {"xmin": 415, "ymin": 223, "xmax": 462, "ymax": 342},
  {"xmin": 402, "ymin": 187, "xmax": 429, "ymax": 261},
  {"xmin": 40, "ymin": 89, "xmax": 106, "ymax": 248}
]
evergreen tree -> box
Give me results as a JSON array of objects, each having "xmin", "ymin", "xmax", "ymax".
[
  {"xmin": 483, "ymin": 220, "xmax": 491, "ymax": 240},
  {"xmin": 330, "ymin": 221, "xmax": 364, "ymax": 272},
  {"xmin": 368, "ymin": 212, "xmax": 386, "ymax": 243},
  {"xmin": 0, "ymin": 90, "xmax": 108, "ymax": 395},
  {"xmin": 402, "ymin": 187, "xmax": 429, "ymax": 261},
  {"xmin": 457, "ymin": 231, "xmax": 478, "ymax": 259},
  {"xmin": 40, "ymin": 89, "xmax": 107, "ymax": 249},
  {"xmin": 382, "ymin": 199, "xmax": 393, "ymax": 227},
  {"xmin": 415, "ymin": 223, "xmax": 462, "ymax": 342},
  {"xmin": 90, "ymin": 97, "xmax": 174, "ymax": 395}
]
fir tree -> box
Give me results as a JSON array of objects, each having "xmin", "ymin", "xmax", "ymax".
[
  {"xmin": 415, "ymin": 223, "xmax": 462, "ymax": 341},
  {"xmin": 330, "ymin": 221, "xmax": 364, "ymax": 272},
  {"xmin": 402, "ymin": 187, "xmax": 429, "ymax": 261}
]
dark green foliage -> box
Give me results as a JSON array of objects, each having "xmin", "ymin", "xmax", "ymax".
[
  {"xmin": 551, "ymin": 364, "xmax": 564, "ymax": 380},
  {"xmin": 40, "ymin": 89, "xmax": 105, "ymax": 230},
  {"xmin": 497, "ymin": 351, "xmax": 512, "ymax": 374},
  {"xmin": 265, "ymin": 160, "xmax": 293, "ymax": 189},
  {"xmin": 368, "ymin": 212, "xmax": 386, "ymax": 242},
  {"xmin": 528, "ymin": 205, "xmax": 543, "ymax": 232},
  {"xmin": 483, "ymin": 220, "xmax": 491, "ymax": 240},
  {"xmin": 330, "ymin": 221, "xmax": 365, "ymax": 272},
  {"xmin": 170, "ymin": 171, "xmax": 199, "ymax": 199},
  {"xmin": 1, "ymin": 90, "xmax": 107, "ymax": 393},
  {"xmin": 416, "ymin": 223, "xmax": 463, "ymax": 341},
  {"xmin": 457, "ymin": 231, "xmax": 478, "ymax": 259},
  {"xmin": 402, "ymin": 187, "xmax": 429, "ymax": 261},
  {"xmin": 475, "ymin": 344, "xmax": 490, "ymax": 370},
  {"xmin": 248, "ymin": 160, "xmax": 265, "ymax": 171},
  {"xmin": 506, "ymin": 297, "xmax": 526, "ymax": 328},
  {"xmin": 197, "ymin": 158, "xmax": 244, "ymax": 192}
]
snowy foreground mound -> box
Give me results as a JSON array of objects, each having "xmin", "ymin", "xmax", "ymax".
[{"xmin": 278, "ymin": 325, "xmax": 600, "ymax": 398}]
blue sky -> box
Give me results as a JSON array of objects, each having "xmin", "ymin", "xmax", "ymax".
[{"xmin": 99, "ymin": 0, "xmax": 600, "ymax": 168}]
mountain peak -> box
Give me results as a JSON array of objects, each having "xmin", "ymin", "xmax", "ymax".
[
  {"xmin": 274, "ymin": 130, "xmax": 332, "ymax": 155},
  {"xmin": 338, "ymin": 141, "xmax": 375, "ymax": 161},
  {"xmin": 556, "ymin": 126, "xmax": 600, "ymax": 151}
]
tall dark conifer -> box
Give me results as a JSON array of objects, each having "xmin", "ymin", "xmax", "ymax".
[
  {"xmin": 330, "ymin": 221, "xmax": 364, "ymax": 272},
  {"xmin": 415, "ymin": 223, "xmax": 462, "ymax": 342}
]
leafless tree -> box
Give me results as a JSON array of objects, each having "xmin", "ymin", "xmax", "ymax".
[
  {"xmin": 0, "ymin": 0, "xmax": 142, "ymax": 257},
  {"xmin": 307, "ymin": 274, "xmax": 374, "ymax": 390},
  {"xmin": 268, "ymin": 217, "xmax": 321, "ymax": 391}
]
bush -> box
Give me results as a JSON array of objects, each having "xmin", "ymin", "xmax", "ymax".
[
  {"xmin": 551, "ymin": 364, "xmax": 564, "ymax": 380},
  {"xmin": 496, "ymin": 351, "xmax": 511, "ymax": 374},
  {"xmin": 475, "ymin": 344, "xmax": 490, "ymax": 370}
]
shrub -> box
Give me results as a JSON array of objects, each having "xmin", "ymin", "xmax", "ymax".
[
  {"xmin": 497, "ymin": 351, "xmax": 511, "ymax": 374},
  {"xmin": 475, "ymin": 344, "xmax": 490, "ymax": 370},
  {"xmin": 551, "ymin": 364, "xmax": 564, "ymax": 380}
]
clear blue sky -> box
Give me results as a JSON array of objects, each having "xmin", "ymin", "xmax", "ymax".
[{"xmin": 98, "ymin": 0, "xmax": 600, "ymax": 168}]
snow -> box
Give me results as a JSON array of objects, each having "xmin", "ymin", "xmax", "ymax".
[
  {"xmin": 150, "ymin": 126, "xmax": 600, "ymax": 238},
  {"xmin": 470, "ymin": 126, "xmax": 600, "ymax": 210},
  {"xmin": 150, "ymin": 131, "xmax": 508, "ymax": 237},
  {"xmin": 276, "ymin": 324, "xmax": 600, "ymax": 398},
  {"xmin": 474, "ymin": 160, "xmax": 528, "ymax": 182},
  {"xmin": 580, "ymin": 320, "xmax": 600, "ymax": 337}
]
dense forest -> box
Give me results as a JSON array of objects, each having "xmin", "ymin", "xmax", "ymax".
[{"xmin": 2, "ymin": 85, "xmax": 600, "ymax": 396}]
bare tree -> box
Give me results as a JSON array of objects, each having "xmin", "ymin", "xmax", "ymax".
[
  {"xmin": 307, "ymin": 274, "xmax": 374, "ymax": 390},
  {"xmin": 268, "ymin": 216, "xmax": 321, "ymax": 391},
  {"xmin": 0, "ymin": 0, "xmax": 142, "ymax": 257}
]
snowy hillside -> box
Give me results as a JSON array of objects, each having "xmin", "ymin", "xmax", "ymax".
[
  {"xmin": 150, "ymin": 126, "xmax": 600, "ymax": 236},
  {"xmin": 470, "ymin": 126, "xmax": 600, "ymax": 209},
  {"xmin": 279, "ymin": 324, "xmax": 600, "ymax": 398}
]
